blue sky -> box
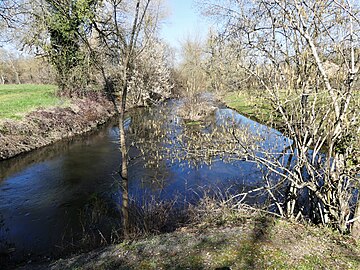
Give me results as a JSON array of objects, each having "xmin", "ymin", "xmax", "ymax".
[
  {"xmin": 4, "ymin": 0, "xmax": 211, "ymax": 59},
  {"xmin": 160, "ymin": 0, "xmax": 211, "ymax": 53}
]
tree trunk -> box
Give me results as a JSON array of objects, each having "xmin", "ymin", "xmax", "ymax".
[
  {"xmin": 286, "ymin": 182, "xmax": 297, "ymax": 219},
  {"xmin": 14, "ymin": 70, "xmax": 20, "ymax": 84},
  {"xmin": 351, "ymin": 196, "xmax": 360, "ymax": 240},
  {"xmin": 119, "ymin": 115, "xmax": 129, "ymax": 238},
  {"xmin": 119, "ymin": 75, "xmax": 129, "ymax": 238},
  {"xmin": 119, "ymin": 0, "xmax": 141, "ymax": 238}
]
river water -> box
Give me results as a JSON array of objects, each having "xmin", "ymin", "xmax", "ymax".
[{"xmin": 0, "ymin": 99, "xmax": 287, "ymax": 265}]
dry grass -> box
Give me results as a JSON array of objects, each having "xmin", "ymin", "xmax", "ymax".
[{"xmin": 15, "ymin": 193, "xmax": 360, "ymax": 270}]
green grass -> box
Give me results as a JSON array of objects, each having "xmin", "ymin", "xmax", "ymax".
[
  {"xmin": 223, "ymin": 89, "xmax": 359, "ymax": 128},
  {"xmin": 0, "ymin": 84, "xmax": 64, "ymax": 120},
  {"xmin": 184, "ymin": 120, "xmax": 202, "ymax": 126},
  {"xmin": 222, "ymin": 91, "xmax": 276, "ymax": 125}
]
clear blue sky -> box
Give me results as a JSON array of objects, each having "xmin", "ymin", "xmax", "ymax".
[{"xmin": 160, "ymin": 0, "xmax": 210, "ymax": 54}]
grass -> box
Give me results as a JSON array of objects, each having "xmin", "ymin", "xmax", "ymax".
[
  {"xmin": 222, "ymin": 89, "xmax": 359, "ymax": 129},
  {"xmin": 184, "ymin": 120, "xmax": 202, "ymax": 126},
  {"xmin": 222, "ymin": 91, "xmax": 276, "ymax": 126},
  {"xmin": 24, "ymin": 195, "xmax": 360, "ymax": 270},
  {"xmin": 0, "ymin": 84, "xmax": 64, "ymax": 120},
  {"xmin": 37, "ymin": 213, "xmax": 360, "ymax": 270}
]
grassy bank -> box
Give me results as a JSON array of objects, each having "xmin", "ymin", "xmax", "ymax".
[
  {"xmin": 20, "ymin": 201, "xmax": 360, "ymax": 270},
  {"xmin": 222, "ymin": 91, "xmax": 275, "ymax": 126},
  {"xmin": 0, "ymin": 94, "xmax": 115, "ymax": 160},
  {"xmin": 0, "ymin": 84, "xmax": 64, "ymax": 120},
  {"xmin": 222, "ymin": 90, "xmax": 359, "ymax": 129}
]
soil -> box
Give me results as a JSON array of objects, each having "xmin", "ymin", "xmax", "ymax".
[{"xmin": 0, "ymin": 97, "xmax": 116, "ymax": 160}]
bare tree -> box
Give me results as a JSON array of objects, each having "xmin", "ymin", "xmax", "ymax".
[
  {"xmin": 91, "ymin": 0, "xmax": 168, "ymax": 238},
  {"xmin": 0, "ymin": 0, "xmax": 25, "ymax": 44},
  {"xmin": 200, "ymin": 0, "xmax": 359, "ymax": 234},
  {"xmin": 0, "ymin": 0, "xmax": 17, "ymax": 28},
  {"xmin": 0, "ymin": 49, "xmax": 23, "ymax": 84}
]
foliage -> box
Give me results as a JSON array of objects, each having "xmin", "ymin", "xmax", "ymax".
[
  {"xmin": 204, "ymin": 32, "xmax": 251, "ymax": 94},
  {"xmin": 45, "ymin": 0, "xmax": 98, "ymax": 94},
  {"xmin": 90, "ymin": 0, "xmax": 173, "ymax": 106},
  {"xmin": 178, "ymin": 36, "xmax": 208, "ymax": 94},
  {"xmin": 126, "ymin": 38, "xmax": 174, "ymax": 106},
  {"xmin": 18, "ymin": 0, "xmax": 100, "ymax": 96}
]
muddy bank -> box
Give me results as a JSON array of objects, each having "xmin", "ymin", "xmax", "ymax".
[{"xmin": 0, "ymin": 97, "xmax": 116, "ymax": 160}]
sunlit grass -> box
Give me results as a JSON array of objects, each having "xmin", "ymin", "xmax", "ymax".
[
  {"xmin": 0, "ymin": 84, "xmax": 65, "ymax": 120},
  {"xmin": 223, "ymin": 91, "xmax": 274, "ymax": 125}
]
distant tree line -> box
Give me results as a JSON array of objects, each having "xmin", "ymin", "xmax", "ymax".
[{"xmin": 0, "ymin": 49, "xmax": 54, "ymax": 84}]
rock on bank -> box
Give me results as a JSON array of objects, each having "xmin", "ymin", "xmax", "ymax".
[{"xmin": 0, "ymin": 97, "xmax": 116, "ymax": 160}]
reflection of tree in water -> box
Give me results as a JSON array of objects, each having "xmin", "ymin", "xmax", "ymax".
[
  {"xmin": 0, "ymin": 119, "xmax": 117, "ymax": 181},
  {"xmin": 126, "ymin": 102, "xmax": 271, "ymax": 206},
  {"xmin": 127, "ymin": 105, "xmax": 173, "ymax": 190},
  {"xmin": 128, "ymin": 103, "xmax": 262, "ymax": 168},
  {"xmin": 0, "ymin": 212, "xmax": 15, "ymax": 267},
  {"xmin": 57, "ymin": 192, "xmax": 122, "ymax": 255}
]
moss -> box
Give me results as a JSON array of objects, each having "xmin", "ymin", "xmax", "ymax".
[
  {"xmin": 178, "ymin": 254, "xmax": 204, "ymax": 269},
  {"xmin": 211, "ymin": 245, "xmax": 243, "ymax": 268},
  {"xmin": 138, "ymin": 259, "xmax": 159, "ymax": 269},
  {"xmin": 296, "ymin": 255, "xmax": 326, "ymax": 269},
  {"xmin": 261, "ymin": 249, "xmax": 291, "ymax": 269}
]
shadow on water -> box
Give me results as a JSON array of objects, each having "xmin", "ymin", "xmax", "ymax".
[
  {"xmin": 0, "ymin": 99, "xmax": 287, "ymax": 267},
  {"xmin": 0, "ymin": 119, "xmax": 119, "ymax": 182}
]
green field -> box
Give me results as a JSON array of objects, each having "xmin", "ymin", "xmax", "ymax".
[{"xmin": 0, "ymin": 84, "xmax": 63, "ymax": 120}]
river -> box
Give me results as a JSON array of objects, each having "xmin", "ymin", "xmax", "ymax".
[{"xmin": 0, "ymin": 98, "xmax": 287, "ymax": 266}]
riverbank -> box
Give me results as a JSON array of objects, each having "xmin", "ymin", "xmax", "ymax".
[
  {"xmin": 220, "ymin": 91, "xmax": 271, "ymax": 123},
  {"xmin": 219, "ymin": 91, "xmax": 286, "ymax": 131},
  {"xmin": 16, "ymin": 203, "xmax": 360, "ymax": 270},
  {"xmin": 0, "ymin": 96, "xmax": 116, "ymax": 160},
  {"xmin": 2, "ymin": 90, "xmax": 359, "ymax": 269}
]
